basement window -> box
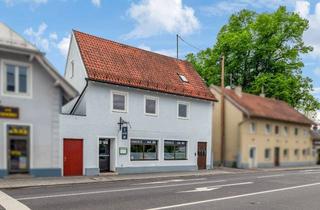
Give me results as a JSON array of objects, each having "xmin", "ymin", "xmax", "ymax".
[{"xmin": 178, "ymin": 74, "xmax": 188, "ymax": 83}]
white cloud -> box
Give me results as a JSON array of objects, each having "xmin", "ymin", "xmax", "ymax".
[
  {"xmin": 138, "ymin": 44, "xmax": 176, "ymax": 57},
  {"xmin": 295, "ymin": 0, "xmax": 310, "ymax": 18},
  {"xmin": 4, "ymin": 0, "xmax": 47, "ymax": 6},
  {"xmin": 125, "ymin": 0, "xmax": 200, "ymax": 39},
  {"xmin": 295, "ymin": 1, "xmax": 320, "ymax": 58},
  {"xmin": 201, "ymin": 0, "xmax": 296, "ymax": 16},
  {"xmin": 24, "ymin": 23, "xmax": 70, "ymax": 57},
  {"xmin": 49, "ymin": 32, "xmax": 58, "ymax": 40},
  {"xmin": 24, "ymin": 22, "xmax": 50, "ymax": 51},
  {"xmin": 57, "ymin": 35, "xmax": 71, "ymax": 57},
  {"xmin": 91, "ymin": 0, "xmax": 100, "ymax": 7}
]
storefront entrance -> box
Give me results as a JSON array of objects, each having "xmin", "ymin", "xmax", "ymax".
[
  {"xmin": 7, "ymin": 125, "xmax": 30, "ymax": 174},
  {"xmin": 99, "ymin": 138, "xmax": 110, "ymax": 172}
]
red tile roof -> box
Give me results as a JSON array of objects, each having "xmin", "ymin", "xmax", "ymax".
[
  {"xmin": 73, "ymin": 30, "xmax": 216, "ymax": 101},
  {"xmin": 212, "ymin": 86, "xmax": 314, "ymax": 125}
]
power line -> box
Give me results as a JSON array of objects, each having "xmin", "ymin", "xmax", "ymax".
[{"xmin": 177, "ymin": 34, "xmax": 202, "ymax": 51}]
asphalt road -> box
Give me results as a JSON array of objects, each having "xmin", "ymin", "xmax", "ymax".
[{"xmin": 1, "ymin": 169, "xmax": 320, "ymax": 210}]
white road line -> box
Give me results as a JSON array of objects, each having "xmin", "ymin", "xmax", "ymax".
[
  {"xmin": 146, "ymin": 182, "xmax": 320, "ymax": 210},
  {"xmin": 17, "ymin": 179, "xmax": 226, "ymax": 201},
  {"xmin": 133, "ymin": 178, "xmax": 207, "ymax": 185},
  {"xmin": 178, "ymin": 182, "xmax": 253, "ymax": 193},
  {"xmin": 257, "ymin": 174, "xmax": 285, "ymax": 178},
  {"xmin": 0, "ymin": 191, "xmax": 30, "ymax": 210}
]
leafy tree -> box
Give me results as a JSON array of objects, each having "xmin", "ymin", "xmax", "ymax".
[{"xmin": 187, "ymin": 7, "xmax": 320, "ymax": 115}]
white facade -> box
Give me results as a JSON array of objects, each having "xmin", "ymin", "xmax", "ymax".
[
  {"xmin": 61, "ymin": 82, "xmax": 213, "ymax": 175},
  {"xmin": 60, "ymin": 34, "xmax": 214, "ymax": 175}
]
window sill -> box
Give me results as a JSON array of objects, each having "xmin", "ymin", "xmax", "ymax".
[
  {"xmin": 112, "ymin": 109, "xmax": 128, "ymax": 113},
  {"xmin": 130, "ymin": 159, "xmax": 159, "ymax": 161},
  {"xmin": 164, "ymin": 159, "xmax": 188, "ymax": 161}
]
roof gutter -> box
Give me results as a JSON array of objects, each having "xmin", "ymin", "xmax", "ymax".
[
  {"xmin": 70, "ymin": 78, "xmax": 89, "ymax": 115},
  {"xmin": 88, "ymin": 78, "xmax": 218, "ymax": 102}
]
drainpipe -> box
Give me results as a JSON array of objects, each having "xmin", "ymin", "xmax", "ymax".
[
  {"xmin": 220, "ymin": 55, "xmax": 225, "ymax": 166},
  {"xmin": 70, "ymin": 78, "xmax": 89, "ymax": 115}
]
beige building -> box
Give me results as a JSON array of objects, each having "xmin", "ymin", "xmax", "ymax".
[{"xmin": 211, "ymin": 86, "xmax": 315, "ymax": 168}]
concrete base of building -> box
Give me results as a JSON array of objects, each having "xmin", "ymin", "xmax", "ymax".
[
  {"xmin": 30, "ymin": 168, "xmax": 61, "ymax": 177},
  {"xmin": 116, "ymin": 165, "xmax": 198, "ymax": 174},
  {"xmin": 85, "ymin": 168, "xmax": 99, "ymax": 176},
  {"xmin": 0, "ymin": 169, "xmax": 7, "ymax": 178},
  {"xmin": 238, "ymin": 161, "xmax": 316, "ymax": 169}
]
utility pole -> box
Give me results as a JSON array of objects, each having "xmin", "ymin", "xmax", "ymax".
[
  {"xmin": 176, "ymin": 34, "xmax": 179, "ymax": 59},
  {"xmin": 220, "ymin": 55, "xmax": 225, "ymax": 167}
]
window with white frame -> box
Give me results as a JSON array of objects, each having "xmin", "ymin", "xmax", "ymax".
[
  {"xmin": 145, "ymin": 96, "xmax": 158, "ymax": 116},
  {"xmin": 250, "ymin": 122, "xmax": 256, "ymax": 134},
  {"xmin": 265, "ymin": 148, "xmax": 271, "ymax": 160},
  {"xmin": 112, "ymin": 91, "xmax": 127, "ymax": 112},
  {"xmin": 284, "ymin": 126, "xmax": 289, "ymax": 136},
  {"xmin": 177, "ymin": 102, "xmax": 189, "ymax": 119},
  {"xmin": 283, "ymin": 149, "xmax": 289, "ymax": 158},
  {"xmin": 2, "ymin": 62, "xmax": 31, "ymax": 97},
  {"xmin": 265, "ymin": 124, "xmax": 271, "ymax": 134}
]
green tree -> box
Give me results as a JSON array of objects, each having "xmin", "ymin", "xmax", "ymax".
[{"xmin": 187, "ymin": 7, "xmax": 320, "ymax": 115}]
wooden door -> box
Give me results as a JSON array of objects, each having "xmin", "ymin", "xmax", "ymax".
[
  {"xmin": 63, "ymin": 139, "xmax": 83, "ymax": 176},
  {"xmin": 274, "ymin": 147, "xmax": 280, "ymax": 167},
  {"xmin": 197, "ymin": 142, "xmax": 207, "ymax": 170}
]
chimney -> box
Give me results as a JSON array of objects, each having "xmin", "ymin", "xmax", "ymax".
[{"xmin": 235, "ymin": 86, "xmax": 242, "ymax": 97}]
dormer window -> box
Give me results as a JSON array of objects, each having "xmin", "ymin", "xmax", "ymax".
[{"xmin": 178, "ymin": 74, "xmax": 188, "ymax": 83}]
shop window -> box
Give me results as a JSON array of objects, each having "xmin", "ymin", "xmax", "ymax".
[
  {"xmin": 112, "ymin": 91, "xmax": 127, "ymax": 112},
  {"xmin": 145, "ymin": 96, "xmax": 158, "ymax": 116},
  {"xmin": 164, "ymin": 140, "xmax": 187, "ymax": 160},
  {"xmin": 265, "ymin": 124, "xmax": 271, "ymax": 134},
  {"xmin": 265, "ymin": 148, "xmax": 271, "ymax": 160},
  {"xmin": 250, "ymin": 122, "xmax": 256, "ymax": 134},
  {"xmin": 2, "ymin": 62, "xmax": 31, "ymax": 97},
  {"xmin": 130, "ymin": 139, "xmax": 158, "ymax": 160},
  {"xmin": 177, "ymin": 102, "xmax": 190, "ymax": 119}
]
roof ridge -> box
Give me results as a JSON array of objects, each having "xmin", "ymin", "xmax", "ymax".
[{"xmin": 72, "ymin": 29, "xmax": 189, "ymax": 63}]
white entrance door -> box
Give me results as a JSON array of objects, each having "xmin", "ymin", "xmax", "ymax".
[{"xmin": 248, "ymin": 147, "xmax": 257, "ymax": 168}]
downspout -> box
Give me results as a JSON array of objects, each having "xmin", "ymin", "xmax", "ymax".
[{"xmin": 70, "ymin": 78, "xmax": 89, "ymax": 115}]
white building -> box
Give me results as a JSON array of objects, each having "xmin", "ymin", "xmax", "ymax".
[
  {"xmin": 60, "ymin": 30, "xmax": 216, "ymax": 176},
  {"xmin": 0, "ymin": 23, "xmax": 77, "ymax": 178}
]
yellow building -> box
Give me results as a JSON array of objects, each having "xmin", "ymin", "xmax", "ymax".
[{"xmin": 211, "ymin": 86, "xmax": 316, "ymax": 168}]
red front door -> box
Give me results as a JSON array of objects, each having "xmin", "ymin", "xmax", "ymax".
[
  {"xmin": 63, "ymin": 139, "xmax": 83, "ymax": 176},
  {"xmin": 197, "ymin": 142, "xmax": 207, "ymax": 170}
]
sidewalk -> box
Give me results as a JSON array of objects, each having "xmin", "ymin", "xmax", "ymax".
[
  {"xmin": 1, "ymin": 166, "xmax": 319, "ymax": 189},
  {"xmin": 0, "ymin": 168, "xmax": 239, "ymax": 189}
]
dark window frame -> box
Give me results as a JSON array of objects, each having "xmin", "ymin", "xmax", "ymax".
[
  {"xmin": 130, "ymin": 139, "xmax": 158, "ymax": 161},
  {"xmin": 164, "ymin": 140, "xmax": 187, "ymax": 160}
]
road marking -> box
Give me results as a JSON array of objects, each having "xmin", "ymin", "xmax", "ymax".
[
  {"xmin": 257, "ymin": 174, "xmax": 285, "ymax": 178},
  {"xmin": 0, "ymin": 191, "xmax": 30, "ymax": 210},
  {"xmin": 146, "ymin": 182, "xmax": 320, "ymax": 210},
  {"xmin": 17, "ymin": 179, "xmax": 226, "ymax": 201},
  {"xmin": 178, "ymin": 182, "xmax": 253, "ymax": 193},
  {"xmin": 132, "ymin": 178, "xmax": 207, "ymax": 185}
]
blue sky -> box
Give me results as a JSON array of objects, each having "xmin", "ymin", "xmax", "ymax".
[{"xmin": 0, "ymin": 0, "xmax": 319, "ymax": 104}]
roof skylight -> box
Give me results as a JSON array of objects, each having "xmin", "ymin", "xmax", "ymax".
[{"xmin": 178, "ymin": 74, "xmax": 188, "ymax": 83}]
